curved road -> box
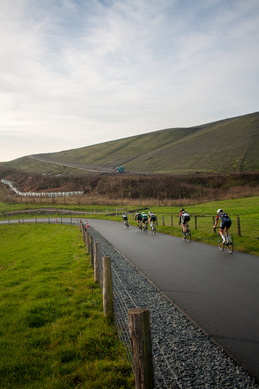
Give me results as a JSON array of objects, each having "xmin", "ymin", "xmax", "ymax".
[
  {"xmin": 1, "ymin": 217, "xmax": 259, "ymax": 382},
  {"xmin": 86, "ymin": 218, "xmax": 259, "ymax": 383}
]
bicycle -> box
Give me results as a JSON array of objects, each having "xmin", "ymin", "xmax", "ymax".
[
  {"xmin": 182, "ymin": 224, "xmax": 191, "ymax": 242},
  {"xmin": 142, "ymin": 220, "xmax": 148, "ymax": 233},
  {"xmin": 137, "ymin": 221, "xmax": 142, "ymax": 231},
  {"xmin": 217, "ymin": 230, "xmax": 234, "ymax": 253},
  {"xmin": 124, "ymin": 220, "xmax": 129, "ymax": 228}
]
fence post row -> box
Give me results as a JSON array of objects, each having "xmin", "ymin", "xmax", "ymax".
[
  {"xmin": 94, "ymin": 242, "xmax": 100, "ymax": 283},
  {"xmin": 102, "ymin": 256, "xmax": 114, "ymax": 318},
  {"xmin": 237, "ymin": 216, "xmax": 241, "ymax": 236},
  {"xmin": 90, "ymin": 235, "xmax": 94, "ymax": 266},
  {"xmin": 128, "ymin": 308, "xmax": 154, "ymax": 389}
]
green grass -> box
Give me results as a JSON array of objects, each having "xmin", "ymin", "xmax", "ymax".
[
  {"xmin": 1, "ymin": 195, "xmax": 259, "ymax": 256},
  {"xmin": 0, "ymin": 224, "xmax": 134, "ymax": 389},
  {"xmin": 2, "ymin": 156, "xmax": 84, "ymax": 175}
]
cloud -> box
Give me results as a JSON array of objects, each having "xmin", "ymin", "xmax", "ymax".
[{"xmin": 0, "ymin": 0, "xmax": 259, "ymax": 161}]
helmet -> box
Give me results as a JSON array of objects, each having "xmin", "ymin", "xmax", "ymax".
[
  {"xmin": 180, "ymin": 208, "xmax": 185, "ymax": 212},
  {"xmin": 217, "ymin": 209, "xmax": 223, "ymax": 214}
]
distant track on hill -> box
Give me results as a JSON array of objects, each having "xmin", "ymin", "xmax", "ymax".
[
  {"xmin": 28, "ymin": 155, "xmax": 114, "ymax": 173},
  {"xmin": 27, "ymin": 155, "xmax": 149, "ymax": 175}
]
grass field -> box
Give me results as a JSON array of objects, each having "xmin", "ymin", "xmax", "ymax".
[
  {"xmin": 0, "ymin": 224, "xmax": 134, "ymax": 389},
  {"xmin": 1, "ymin": 195, "xmax": 259, "ymax": 256}
]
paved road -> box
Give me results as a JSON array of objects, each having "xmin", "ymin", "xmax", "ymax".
[
  {"xmin": 2, "ymin": 217, "xmax": 259, "ymax": 382},
  {"xmin": 85, "ymin": 218, "xmax": 259, "ymax": 383}
]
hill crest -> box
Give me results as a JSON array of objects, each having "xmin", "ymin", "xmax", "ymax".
[{"xmin": 2, "ymin": 111, "xmax": 259, "ymax": 175}]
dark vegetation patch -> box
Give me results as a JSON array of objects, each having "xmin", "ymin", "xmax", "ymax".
[{"xmin": 1, "ymin": 166, "xmax": 259, "ymax": 201}]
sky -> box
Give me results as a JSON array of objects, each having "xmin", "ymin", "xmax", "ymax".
[{"xmin": 1, "ymin": 0, "xmax": 259, "ymax": 162}]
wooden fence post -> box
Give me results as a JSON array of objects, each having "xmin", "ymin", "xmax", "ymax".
[
  {"xmin": 90, "ymin": 235, "xmax": 94, "ymax": 266},
  {"xmin": 102, "ymin": 257, "xmax": 113, "ymax": 318},
  {"xmin": 195, "ymin": 216, "xmax": 197, "ymax": 231},
  {"xmin": 237, "ymin": 216, "xmax": 241, "ymax": 236},
  {"xmin": 94, "ymin": 242, "xmax": 100, "ymax": 283},
  {"xmin": 128, "ymin": 308, "xmax": 154, "ymax": 389},
  {"xmin": 83, "ymin": 227, "xmax": 88, "ymax": 253},
  {"xmin": 162, "ymin": 215, "xmax": 165, "ymax": 226},
  {"xmin": 212, "ymin": 216, "xmax": 216, "ymax": 233},
  {"xmin": 171, "ymin": 215, "xmax": 173, "ymax": 227},
  {"xmin": 156, "ymin": 216, "xmax": 158, "ymax": 226}
]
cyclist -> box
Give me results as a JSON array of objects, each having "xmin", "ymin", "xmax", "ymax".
[
  {"xmin": 135, "ymin": 212, "xmax": 142, "ymax": 229},
  {"xmin": 122, "ymin": 213, "xmax": 128, "ymax": 226},
  {"xmin": 213, "ymin": 209, "xmax": 232, "ymax": 243},
  {"xmin": 142, "ymin": 212, "xmax": 148, "ymax": 231},
  {"xmin": 148, "ymin": 212, "xmax": 157, "ymax": 227},
  {"xmin": 179, "ymin": 208, "xmax": 190, "ymax": 238}
]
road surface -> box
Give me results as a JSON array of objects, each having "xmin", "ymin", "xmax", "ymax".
[{"xmin": 86, "ymin": 218, "xmax": 259, "ymax": 383}]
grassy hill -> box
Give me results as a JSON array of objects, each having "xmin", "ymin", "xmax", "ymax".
[{"xmin": 2, "ymin": 111, "xmax": 259, "ymax": 174}]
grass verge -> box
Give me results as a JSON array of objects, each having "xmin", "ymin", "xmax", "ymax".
[{"xmin": 0, "ymin": 224, "xmax": 134, "ymax": 389}]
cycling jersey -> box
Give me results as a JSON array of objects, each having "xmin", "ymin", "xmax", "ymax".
[
  {"xmin": 135, "ymin": 213, "xmax": 142, "ymax": 221},
  {"xmin": 142, "ymin": 215, "xmax": 148, "ymax": 223},
  {"xmin": 149, "ymin": 213, "xmax": 156, "ymax": 222},
  {"xmin": 179, "ymin": 211, "xmax": 190, "ymax": 225},
  {"xmin": 216, "ymin": 212, "xmax": 231, "ymax": 229}
]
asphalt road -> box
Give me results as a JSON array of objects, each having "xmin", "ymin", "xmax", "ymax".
[
  {"xmin": 2, "ymin": 217, "xmax": 259, "ymax": 382},
  {"xmin": 85, "ymin": 218, "xmax": 259, "ymax": 383}
]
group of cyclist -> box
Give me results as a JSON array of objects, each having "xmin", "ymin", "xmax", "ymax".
[
  {"xmin": 134, "ymin": 211, "xmax": 157, "ymax": 232},
  {"xmin": 123, "ymin": 207, "xmax": 232, "ymax": 243}
]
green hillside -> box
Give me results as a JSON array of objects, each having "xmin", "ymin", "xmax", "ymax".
[{"xmin": 2, "ymin": 111, "xmax": 259, "ymax": 174}]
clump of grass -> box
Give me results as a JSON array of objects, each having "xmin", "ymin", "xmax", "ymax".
[{"xmin": 0, "ymin": 224, "xmax": 134, "ymax": 388}]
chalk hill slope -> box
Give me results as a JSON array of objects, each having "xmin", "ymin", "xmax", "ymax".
[{"xmin": 3, "ymin": 111, "xmax": 259, "ymax": 174}]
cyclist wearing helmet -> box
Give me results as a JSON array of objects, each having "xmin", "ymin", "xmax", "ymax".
[
  {"xmin": 122, "ymin": 213, "xmax": 128, "ymax": 222},
  {"xmin": 135, "ymin": 211, "xmax": 142, "ymax": 230},
  {"xmin": 179, "ymin": 208, "xmax": 190, "ymax": 235},
  {"xmin": 213, "ymin": 209, "xmax": 231, "ymax": 243},
  {"xmin": 135, "ymin": 212, "xmax": 142, "ymax": 222},
  {"xmin": 148, "ymin": 212, "xmax": 156, "ymax": 224},
  {"xmin": 142, "ymin": 212, "xmax": 148, "ymax": 230}
]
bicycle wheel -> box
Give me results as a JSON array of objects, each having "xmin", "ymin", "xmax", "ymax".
[
  {"xmin": 227, "ymin": 234, "xmax": 234, "ymax": 254},
  {"xmin": 217, "ymin": 233, "xmax": 224, "ymax": 251},
  {"xmin": 182, "ymin": 228, "xmax": 186, "ymax": 240},
  {"xmin": 186, "ymin": 227, "xmax": 191, "ymax": 242}
]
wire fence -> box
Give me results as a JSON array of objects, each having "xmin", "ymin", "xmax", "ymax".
[
  {"xmin": 95, "ymin": 237, "xmax": 135, "ymax": 371},
  {"xmin": 155, "ymin": 213, "xmax": 257, "ymax": 240}
]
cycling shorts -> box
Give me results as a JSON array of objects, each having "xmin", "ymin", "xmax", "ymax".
[
  {"xmin": 220, "ymin": 219, "xmax": 231, "ymax": 230},
  {"xmin": 142, "ymin": 217, "xmax": 148, "ymax": 223},
  {"xmin": 182, "ymin": 215, "xmax": 190, "ymax": 225},
  {"xmin": 150, "ymin": 215, "xmax": 156, "ymax": 222},
  {"xmin": 136, "ymin": 215, "xmax": 142, "ymax": 221}
]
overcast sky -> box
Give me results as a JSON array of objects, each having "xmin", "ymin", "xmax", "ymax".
[{"xmin": 1, "ymin": 0, "xmax": 259, "ymax": 162}]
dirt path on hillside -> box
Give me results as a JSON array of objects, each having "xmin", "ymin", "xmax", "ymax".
[{"xmin": 28, "ymin": 155, "xmax": 115, "ymax": 173}]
